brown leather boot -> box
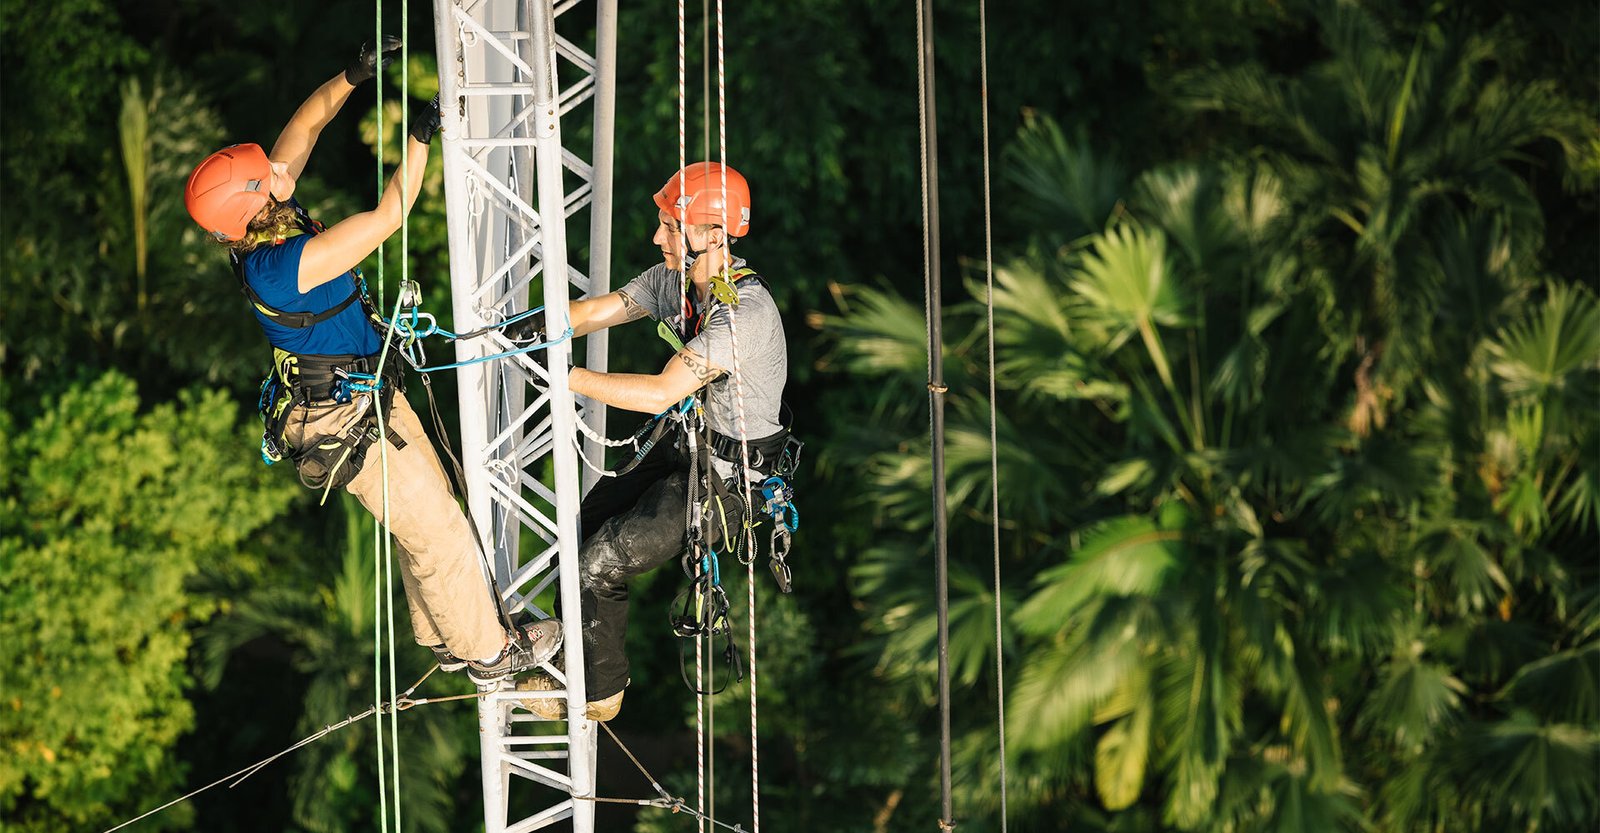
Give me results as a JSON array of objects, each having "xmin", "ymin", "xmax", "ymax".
[{"xmin": 516, "ymin": 672, "xmax": 624, "ymax": 721}]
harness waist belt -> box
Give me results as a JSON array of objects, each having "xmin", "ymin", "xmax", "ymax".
[
  {"xmin": 284, "ymin": 352, "xmax": 399, "ymax": 401},
  {"xmin": 708, "ymin": 428, "xmax": 789, "ymax": 473}
]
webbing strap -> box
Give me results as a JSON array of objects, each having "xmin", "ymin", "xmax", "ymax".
[{"xmin": 230, "ymin": 240, "xmax": 364, "ymax": 330}]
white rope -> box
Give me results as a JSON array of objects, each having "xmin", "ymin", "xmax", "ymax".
[
  {"xmin": 569, "ymin": 411, "xmax": 643, "ymax": 478},
  {"xmin": 369, "ymin": 10, "xmax": 398, "ymax": 830},
  {"xmin": 385, "ymin": 9, "xmax": 409, "ymax": 828},
  {"xmin": 696, "ymin": 628, "xmax": 707, "ymax": 833},
  {"xmin": 571, "ymin": 436, "xmax": 627, "ymax": 479},
  {"xmin": 978, "ymin": 0, "xmax": 1008, "ymax": 827},
  {"xmin": 710, "ymin": 2, "xmax": 763, "ymax": 827},
  {"xmin": 709, "ymin": 645, "xmax": 717, "ymax": 825},
  {"xmin": 703, "ymin": 0, "xmax": 712, "ymax": 164},
  {"xmin": 575, "ymin": 414, "xmax": 643, "ymax": 448},
  {"xmin": 678, "ymin": 5, "xmax": 710, "ymax": 832}
]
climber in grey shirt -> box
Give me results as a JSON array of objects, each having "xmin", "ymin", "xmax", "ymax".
[
  {"xmin": 618, "ymin": 259, "xmax": 787, "ymax": 451},
  {"xmin": 504, "ymin": 162, "xmax": 789, "ymax": 720}
]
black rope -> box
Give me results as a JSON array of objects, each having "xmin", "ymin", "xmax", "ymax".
[{"xmin": 914, "ymin": 0, "xmax": 954, "ymax": 827}]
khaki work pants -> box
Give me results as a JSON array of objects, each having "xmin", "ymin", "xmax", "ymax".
[{"xmin": 284, "ymin": 393, "xmax": 505, "ymax": 660}]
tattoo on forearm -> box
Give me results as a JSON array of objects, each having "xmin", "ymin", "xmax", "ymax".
[
  {"xmin": 619, "ymin": 292, "xmax": 649, "ymax": 323},
  {"xmin": 678, "ymin": 350, "xmax": 726, "ymax": 383}
]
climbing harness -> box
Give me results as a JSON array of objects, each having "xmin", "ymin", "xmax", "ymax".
[
  {"xmin": 233, "ymin": 206, "xmax": 412, "ymax": 504},
  {"xmin": 235, "ymin": 202, "xmax": 569, "ymax": 504}
]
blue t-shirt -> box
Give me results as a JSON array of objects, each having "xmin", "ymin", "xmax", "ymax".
[{"xmin": 242, "ymin": 223, "xmax": 380, "ymax": 357}]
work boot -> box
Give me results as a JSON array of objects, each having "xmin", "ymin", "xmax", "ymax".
[
  {"xmin": 515, "ymin": 669, "xmax": 624, "ymax": 721},
  {"xmin": 467, "ymin": 619, "xmax": 563, "ymax": 686},
  {"xmin": 427, "ymin": 644, "xmax": 467, "ymax": 672}
]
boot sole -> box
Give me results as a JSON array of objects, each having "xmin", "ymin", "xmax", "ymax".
[{"xmin": 467, "ymin": 626, "xmax": 563, "ymax": 686}]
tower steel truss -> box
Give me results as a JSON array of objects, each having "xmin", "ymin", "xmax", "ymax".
[{"xmin": 431, "ymin": 1, "xmax": 617, "ymax": 830}]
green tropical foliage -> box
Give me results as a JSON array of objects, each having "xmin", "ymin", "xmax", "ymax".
[
  {"xmin": 198, "ymin": 496, "xmax": 476, "ymax": 833},
  {"xmin": 1, "ymin": 0, "xmax": 1595, "ymax": 831},
  {"xmin": 0, "ymin": 372, "xmax": 298, "ymax": 831},
  {"xmin": 827, "ymin": 6, "xmax": 1599, "ymax": 824}
]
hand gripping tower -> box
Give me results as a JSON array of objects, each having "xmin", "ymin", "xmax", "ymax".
[{"xmin": 430, "ymin": 1, "xmax": 617, "ymax": 830}]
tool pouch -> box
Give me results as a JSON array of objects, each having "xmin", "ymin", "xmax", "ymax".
[{"xmin": 294, "ymin": 425, "xmax": 375, "ymax": 492}]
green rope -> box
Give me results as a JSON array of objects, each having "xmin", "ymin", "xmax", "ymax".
[
  {"xmin": 387, "ymin": 5, "xmax": 410, "ymax": 829},
  {"xmin": 367, "ymin": 8, "xmax": 400, "ymax": 833}
]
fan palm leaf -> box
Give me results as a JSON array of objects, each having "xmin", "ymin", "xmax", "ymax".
[
  {"xmin": 1003, "ymin": 110, "xmax": 1125, "ymax": 241},
  {"xmin": 1499, "ymin": 643, "xmax": 1600, "ymax": 725}
]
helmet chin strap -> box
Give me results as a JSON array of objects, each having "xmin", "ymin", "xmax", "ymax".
[
  {"xmin": 675, "ymin": 223, "xmax": 732, "ymax": 276},
  {"xmin": 678, "ymin": 225, "xmax": 717, "ymax": 276},
  {"xmin": 680, "ymin": 238, "xmax": 702, "ymax": 275}
]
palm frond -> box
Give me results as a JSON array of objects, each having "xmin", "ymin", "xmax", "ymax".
[
  {"xmin": 1003, "ymin": 110, "xmax": 1125, "ymax": 240},
  {"xmin": 1301, "ymin": 550, "xmax": 1408, "ymax": 655},
  {"xmin": 1007, "ymin": 619, "xmax": 1141, "ymax": 753},
  {"xmin": 1093, "ymin": 693, "xmax": 1153, "ymax": 811},
  {"xmin": 983, "ymin": 259, "xmax": 1128, "ymax": 403},
  {"xmin": 1357, "ymin": 645, "xmax": 1466, "ymax": 750},
  {"xmin": 1014, "ymin": 515, "xmax": 1186, "ymax": 634},
  {"xmin": 1431, "ymin": 617, "xmax": 1545, "ymax": 689},
  {"xmin": 1499, "ymin": 643, "xmax": 1600, "ymax": 725},
  {"xmin": 1071, "ymin": 223, "xmax": 1190, "ymax": 333},
  {"xmin": 1553, "ymin": 431, "xmax": 1600, "ymax": 532},
  {"xmin": 1155, "ymin": 606, "xmax": 1239, "ymax": 827},
  {"xmin": 1421, "ymin": 520, "xmax": 1512, "ymax": 613},
  {"xmin": 1132, "ymin": 165, "xmax": 1240, "ymax": 272},
  {"xmin": 1486, "ymin": 282, "xmax": 1600, "ymax": 412},
  {"xmin": 1276, "ymin": 631, "xmax": 1345, "ymax": 791},
  {"xmin": 1260, "ymin": 770, "xmax": 1368, "ymax": 833},
  {"xmin": 1435, "ymin": 714, "xmax": 1600, "ymax": 831},
  {"xmin": 820, "ymin": 285, "xmax": 934, "ymax": 382}
]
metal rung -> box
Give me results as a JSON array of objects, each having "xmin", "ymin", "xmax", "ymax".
[
  {"xmin": 555, "ymin": 33, "xmax": 596, "ymax": 73},
  {"xmin": 459, "ymin": 85, "xmax": 540, "ymax": 96},
  {"xmin": 461, "ymin": 138, "xmax": 543, "ymax": 148},
  {"xmin": 505, "ymin": 801, "xmax": 573, "ymax": 833},
  {"xmin": 504, "ymin": 735, "xmax": 573, "ymax": 745},
  {"xmin": 517, "ymin": 750, "xmax": 572, "ymax": 761},
  {"xmin": 559, "ymin": 75, "xmax": 595, "ymax": 107}
]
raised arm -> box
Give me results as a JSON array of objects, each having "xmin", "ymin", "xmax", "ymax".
[
  {"xmin": 270, "ymin": 37, "xmax": 401, "ymax": 179},
  {"xmin": 295, "ymin": 98, "xmax": 439, "ymax": 293}
]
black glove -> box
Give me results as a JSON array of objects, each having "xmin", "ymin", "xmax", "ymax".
[
  {"xmin": 344, "ymin": 35, "xmax": 403, "ymax": 85},
  {"xmin": 504, "ymin": 309, "xmax": 546, "ymax": 343},
  {"xmin": 409, "ymin": 95, "xmax": 442, "ymax": 144}
]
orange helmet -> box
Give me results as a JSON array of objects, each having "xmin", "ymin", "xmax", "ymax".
[
  {"xmin": 654, "ymin": 162, "xmax": 750, "ymax": 237},
  {"xmin": 185, "ymin": 143, "xmax": 272, "ymax": 241}
]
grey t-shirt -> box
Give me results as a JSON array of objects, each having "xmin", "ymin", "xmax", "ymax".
[{"xmin": 619, "ymin": 260, "xmax": 787, "ymax": 443}]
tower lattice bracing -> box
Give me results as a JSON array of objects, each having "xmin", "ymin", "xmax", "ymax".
[{"xmin": 431, "ymin": 1, "xmax": 617, "ymax": 830}]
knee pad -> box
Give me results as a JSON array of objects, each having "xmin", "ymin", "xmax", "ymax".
[{"xmin": 579, "ymin": 531, "xmax": 632, "ymax": 592}]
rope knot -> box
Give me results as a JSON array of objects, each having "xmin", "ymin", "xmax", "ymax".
[{"xmin": 928, "ymin": 382, "xmax": 949, "ymax": 394}]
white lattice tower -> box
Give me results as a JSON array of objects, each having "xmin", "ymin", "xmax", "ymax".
[{"xmin": 431, "ymin": 1, "xmax": 617, "ymax": 830}]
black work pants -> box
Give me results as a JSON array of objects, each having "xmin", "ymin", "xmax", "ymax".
[
  {"xmin": 577, "ymin": 438, "xmax": 693, "ymax": 700},
  {"xmin": 576, "ymin": 427, "xmax": 764, "ymax": 700}
]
